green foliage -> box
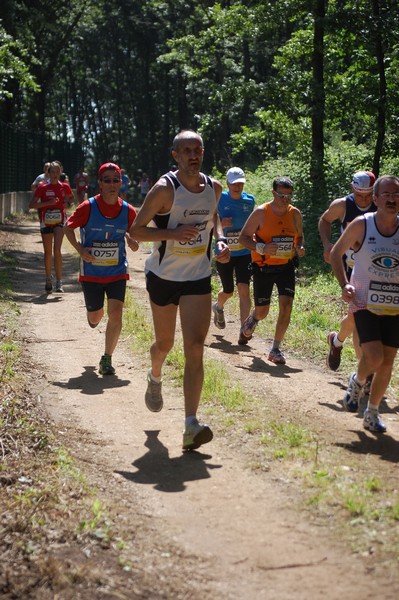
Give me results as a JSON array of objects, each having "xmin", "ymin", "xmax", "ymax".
[{"xmin": 0, "ymin": 25, "xmax": 39, "ymax": 100}]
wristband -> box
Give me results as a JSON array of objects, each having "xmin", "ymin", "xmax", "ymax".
[
  {"xmin": 255, "ymin": 242, "xmax": 266, "ymax": 255},
  {"xmin": 217, "ymin": 236, "xmax": 227, "ymax": 244},
  {"xmin": 341, "ymin": 283, "xmax": 348, "ymax": 289}
]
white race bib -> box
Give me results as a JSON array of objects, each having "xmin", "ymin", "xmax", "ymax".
[
  {"xmin": 366, "ymin": 280, "xmax": 399, "ymax": 315},
  {"xmin": 226, "ymin": 229, "xmax": 245, "ymax": 251},
  {"xmin": 91, "ymin": 241, "xmax": 119, "ymax": 266},
  {"xmin": 272, "ymin": 235, "xmax": 294, "ymax": 259},
  {"xmin": 173, "ymin": 222, "xmax": 207, "ymax": 256},
  {"xmin": 44, "ymin": 209, "xmax": 62, "ymax": 225}
]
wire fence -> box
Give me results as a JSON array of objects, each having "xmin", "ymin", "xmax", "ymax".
[{"xmin": 0, "ymin": 121, "xmax": 84, "ymax": 193}]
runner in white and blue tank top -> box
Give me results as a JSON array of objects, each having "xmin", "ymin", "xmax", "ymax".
[{"xmin": 330, "ymin": 175, "xmax": 399, "ymax": 434}]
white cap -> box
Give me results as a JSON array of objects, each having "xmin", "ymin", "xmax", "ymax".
[
  {"xmin": 226, "ymin": 167, "xmax": 245, "ymax": 184},
  {"xmin": 351, "ymin": 170, "xmax": 376, "ymax": 191}
]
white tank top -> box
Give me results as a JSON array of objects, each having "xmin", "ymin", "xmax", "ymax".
[
  {"xmin": 145, "ymin": 171, "xmax": 217, "ymax": 281},
  {"xmin": 350, "ymin": 212, "xmax": 399, "ymax": 315}
]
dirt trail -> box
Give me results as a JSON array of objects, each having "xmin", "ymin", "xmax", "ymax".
[{"xmin": 4, "ymin": 220, "xmax": 399, "ymax": 599}]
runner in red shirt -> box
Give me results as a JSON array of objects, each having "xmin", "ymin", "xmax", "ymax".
[
  {"xmin": 64, "ymin": 162, "xmax": 139, "ymax": 376},
  {"xmin": 73, "ymin": 168, "xmax": 90, "ymax": 204},
  {"xmin": 29, "ymin": 161, "xmax": 74, "ymax": 293}
]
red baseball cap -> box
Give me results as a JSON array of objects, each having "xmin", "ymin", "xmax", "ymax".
[{"xmin": 98, "ymin": 162, "xmax": 121, "ymax": 178}]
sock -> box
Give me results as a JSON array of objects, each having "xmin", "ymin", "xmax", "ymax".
[
  {"xmin": 149, "ymin": 369, "xmax": 162, "ymax": 383},
  {"xmin": 333, "ymin": 335, "xmax": 344, "ymax": 348},
  {"xmin": 185, "ymin": 415, "xmax": 198, "ymax": 428},
  {"xmin": 272, "ymin": 340, "xmax": 281, "ymax": 350},
  {"xmin": 367, "ymin": 402, "xmax": 379, "ymax": 413}
]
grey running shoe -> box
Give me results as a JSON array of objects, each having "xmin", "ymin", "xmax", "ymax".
[
  {"xmin": 45, "ymin": 276, "xmax": 53, "ymax": 293},
  {"xmin": 55, "ymin": 280, "xmax": 64, "ymax": 293},
  {"xmin": 213, "ymin": 302, "xmax": 226, "ymax": 329},
  {"xmin": 183, "ymin": 421, "xmax": 213, "ymax": 451},
  {"xmin": 326, "ymin": 331, "xmax": 342, "ymax": 371},
  {"xmin": 363, "ymin": 409, "xmax": 386, "ymax": 433},
  {"xmin": 241, "ymin": 313, "xmax": 258, "ymax": 338},
  {"xmin": 268, "ymin": 348, "xmax": 286, "ymax": 365},
  {"xmin": 343, "ymin": 372, "xmax": 363, "ymax": 413},
  {"xmin": 99, "ymin": 354, "xmax": 115, "ymax": 376},
  {"xmin": 145, "ymin": 369, "xmax": 163, "ymax": 412}
]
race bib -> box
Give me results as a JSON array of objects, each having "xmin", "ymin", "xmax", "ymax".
[
  {"xmin": 272, "ymin": 235, "xmax": 294, "ymax": 259},
  {"xmin": 173, "ymin": 222, "xmax": 207, "ymax": 256},
  {"xmin": 91, "ymin": 241, "xmax": 119, "ymax": 266},
  {"xmin": 44, "ymin": 209, "xmax": 62, "ymax": 225},
  {"xmin": 366, "ymin": 280, "xmax": 399, "ymax": 315},
  {"xmin": 226, "ymin": 229, "xmax": 245, "ymax": 251}
]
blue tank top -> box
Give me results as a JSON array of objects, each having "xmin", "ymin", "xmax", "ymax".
[
  {"xmin": 80, "ymin": 197, "xmax": 129, "ymax": 280},
  {"xmin": 217, "ymin": 191, "xmax": 255, "ymax": 256}
]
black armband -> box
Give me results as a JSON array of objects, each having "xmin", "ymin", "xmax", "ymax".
[{"xmin": 217, "ymin": 236, "xmax": 227, "ymax": 244}]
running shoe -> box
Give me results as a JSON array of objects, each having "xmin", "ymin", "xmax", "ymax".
[
  {"xmin": 99, "ymin": 354, "xmax": 115, "ymax": 376},
  {"xmin": 55, "ymin": 280, "xmax": 64, "ymax": 293},
  {"xmin": 343, "ymin": 372, "xmax": 363, "ymax": 413},
  {"xmin": 182, "ymin": 421, "xmax": 213, "ymax": 451},
  {"xmin": 268, "ymin": 348, "xmax": 286, "ymax": 365},
  {"xmin": 145, "ymin": 369, "xmax": 163, "ymax": 412},
  {"xmin": 240, "ymin": 313, "xmax": 259, "ymax": 339},
  {"xmin": 363, "ymin": 374, "xmax": 374, "ymax": 396},
  {"xmin": 326, "ymin": 331, "xmax": 342, "ymax": 371},
  {"xmin": 238, "ymin": 331, "xmax": 252, "ymax": 345},
  {"xmin": 213, "ymin": 302, "xmax": 226, "ymax": 329},
  {"xmin": 363, "ymin": 409, "xmax": 386, "ymax": 433},
  {"xmin": 45, "ymin": 276, "xmax": 53, "ymax": 293}
]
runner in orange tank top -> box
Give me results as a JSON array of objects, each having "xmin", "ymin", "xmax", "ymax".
[{"xmin": 238, "ymin": 176, "xmax": 305, "ymax": 364}]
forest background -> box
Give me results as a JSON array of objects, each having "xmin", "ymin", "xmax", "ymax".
[{"xmin": 2, "ymin": 0, "xmax": 399, "ymax": 262}]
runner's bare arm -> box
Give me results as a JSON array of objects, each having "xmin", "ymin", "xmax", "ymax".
[
  {"xmin": 318, "ymin": 197, "xmax": 346, "ymax": 263},
  {"xmin": 28, "ymin": 193, "xmax": 57, "ymax": 210},
  {"xmin": 212, "ymin": 180, "xmax": 230, "ymax": 263},
  {"xmin": 293, "ymin": 208, "xmax": 305, "ymax": 256},
  {"xmin": 238, "ymin": 207, "xmax": 277, "ymax": 255},
  {"xmin": 64, "ymin": 225, "xmax": 95, "ymax": 262},
  {"xmin": 330, "ymin": 217, "xmax": 365, "ymax": 299}
]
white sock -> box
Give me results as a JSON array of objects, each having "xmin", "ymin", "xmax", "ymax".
[
  {"xmin": 367, "ymin": 402, "xmax": 379, "ymax": 413},
  {"xmin": 149, "ymin": 369, "xmax": 162, "ymax": 383},
  {"xmin": 333, "ymin": 335, "xmax": 343, "ymax": 348},
  {"xmin": 185, "ymin": 415, "xmax": 198, "ymax": 428}
]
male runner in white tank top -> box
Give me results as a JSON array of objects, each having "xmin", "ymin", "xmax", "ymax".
[
  {"xmin": 131, "ymin": 130, "xmax": 230, "ymax": 451},
  {"xmin": 330, "ymin": 175, "xmax": 399, "ymax": 433}
]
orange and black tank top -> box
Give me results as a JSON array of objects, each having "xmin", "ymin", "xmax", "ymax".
[{"xmin": 251, "ymin": 202, "xmax": 298, "ymax": 267}]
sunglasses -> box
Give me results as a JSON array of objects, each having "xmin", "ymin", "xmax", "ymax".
[
  {"xmin": 102, "ymin": 178, "xmax": 121, "ymax": 184},
  {"xmin": 274, "ymin": 191, "xmax": 293, "ymax": 199}
]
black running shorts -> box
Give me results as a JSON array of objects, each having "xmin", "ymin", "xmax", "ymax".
[
  {"xmin": 216, "ymin": 254, "xmax": 251, "ymax": 294},
  {"xmin": 252, "ymin": 262, "xmax": 295, "ymax": 306},
  {"xmin": 146, "ymin": 271, "xmax": 211, "ymax": 306},
  {"xmin": 354, "ymin": 309, "xmax": 399, "ymax": 347},
  {"xmin": 81, "ymin": 279, "xmax": 127, "ymax": 312}
]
